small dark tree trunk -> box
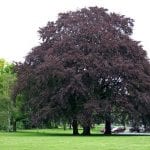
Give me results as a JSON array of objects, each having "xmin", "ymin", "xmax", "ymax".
[
  {"xmin": 12, "ymin": 95, "xmax": 17, "ymax": 132},
  {"xmin": 104, "ymin": 119, "xmax": 111, "ymax": 135},
  {"xmin": 104, "ymin": 113, "xmax": 111, "ymax": 135},
  {"xmin": 69, "ymin": 123, "xmax": 72, "ymax": 129},
  {"xmin": 82, "ymin": 126, "xmax": 91, "ymax": 135},
  {"xmin": 63, "ymin": 122, "xmax": 66, "ymax": 130},
  {"xmin": 12, "ymin": 120, "xmax": 16, "ymax": 132},
  {"xmin": 72, "ymin": 117, "xmax": 79, "ymax": 135},
  {"xmin": 69, "ymin": 119, "xmax": 72, "ymax": 129},
  {"xmin": 142, "ymin": 115, "xmax": 147, "ymax": 129}
]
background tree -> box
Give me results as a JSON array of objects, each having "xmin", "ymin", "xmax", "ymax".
[
  {"xmin": 15, "ymin": 7, "xmax": 150, "ymax": 135},
  {"xmin": 0, "ymin": 59, "xmax": 17, "ymax": 131}
]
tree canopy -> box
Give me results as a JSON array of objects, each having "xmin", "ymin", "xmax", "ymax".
[{"xmin": 14, "ymin": 7, "xmax": 150, "ymax": 135}]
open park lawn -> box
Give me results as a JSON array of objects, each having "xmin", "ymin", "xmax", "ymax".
[{"xmin": 0, "ymin": 129, "xmax": 150, "ymax": 150}]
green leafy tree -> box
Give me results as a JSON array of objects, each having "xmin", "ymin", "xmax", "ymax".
[{"xmin": 0, "ymin": 59, "xmax": 17, "ymax": 131}]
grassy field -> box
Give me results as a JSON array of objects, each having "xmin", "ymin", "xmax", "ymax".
[{"xmin": 0, "ymin": 128, "xmax": 150, "ymax": 150}]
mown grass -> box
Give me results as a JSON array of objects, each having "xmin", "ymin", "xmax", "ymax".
[{"xmin": 0, "ymin": 128, "xmax": 150, "ymax": 150}]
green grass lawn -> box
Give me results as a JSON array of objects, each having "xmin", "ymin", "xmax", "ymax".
[{"xmin": 0, "ymin": 128, "xmax": 150, "ymax": 150}]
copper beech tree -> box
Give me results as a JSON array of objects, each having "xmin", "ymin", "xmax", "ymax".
[{"xmin": 14, "ymin": 7, "xmax": 150, "ymax": 135}]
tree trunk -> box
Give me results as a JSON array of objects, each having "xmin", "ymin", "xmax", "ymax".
[
  {"xmin": 7, "ymin": 113, "xmax": 11, "ymax": 132},
  {"xmin": 12, "ymin": 120, "xmax": 16, "ymax": 132},
  {"xmin": 142, "ymin": 115, "xmax": 147, "ymax": 129},
  {"xmin": 69, "ymin": 122, "xmax": 72, "ymax": 129},
  {"xmin": 104, "ymin": 114, "xmax": 111, "ymax": 135},
  {"xmin": 82, "ymin": 126, "xmax": 91, "ymax": 135},
  {"xmin": 69, "ymin": 119, "xmax": 72, "ymax": 129},
  {"xmin": 72, "ymin": 117, "xmax": 79, "ymax": 135},
  {"xmin": 63, "ymin": 122, "xmax": 66, "ymax": 130}
]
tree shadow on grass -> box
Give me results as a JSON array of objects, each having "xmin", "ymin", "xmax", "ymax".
[
  {"xmin": 15, "ymin": 131, "xmax": 150, "ymax": 137},
  {"xmin": 16, "ymin": 131, "xmax": 73, "ymax": 137}
]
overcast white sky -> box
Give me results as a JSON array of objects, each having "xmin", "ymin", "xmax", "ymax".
[{"xmin": 0, "ymin": 0, "xmax": 150, "ymax": 62}]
